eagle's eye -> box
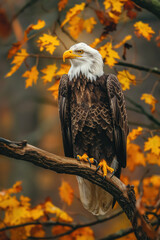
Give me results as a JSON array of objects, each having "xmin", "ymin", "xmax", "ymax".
[{"xmin": 76, "ymin": 50, "xmax": 84, "ymax": 54}]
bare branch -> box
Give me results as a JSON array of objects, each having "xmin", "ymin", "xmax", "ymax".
[{"xmin": 0, "ymin": 137, "xmax": 155, "ymax": 240}]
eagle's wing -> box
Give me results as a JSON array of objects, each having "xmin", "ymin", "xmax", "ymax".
[
  {"xmin": 106, "ymin": 74, "xmax": 129, "ymax": 169},
  {"xmin": 58, "ymin": 74, "xmax": 73, "ymax": 158}
]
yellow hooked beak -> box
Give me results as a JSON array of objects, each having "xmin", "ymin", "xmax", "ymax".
[{"xmin": 63, "ymin": 50, "xmax": 82, "ymax": 62}]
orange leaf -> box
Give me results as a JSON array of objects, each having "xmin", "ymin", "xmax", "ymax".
[
  {"xmin": 127, "ymin": 143, "xmax": 146, "ymax": 171},
  {"xmin": 68, "ymin": 16, "xmax": 84, "ymax": 39},
  {"xmin": 117, "ymin": 70, "xmax": 136, "ymax": 90},
  {"xmin": 61, "ymin": 2, "xmax": 86, "ymax": 27},
  {"xmin": 59, "ymin": 181, "xmax": 74, "ymax": 206},
  {"xmin": 83, "ymin": 17, "xmax": 97, "ymax": 33},
  {"xmin": 144, "ymin": 135, "xmax": 160, "ymax": 156},
  {"xmin": 32, "ymin": 19, "xmax": 45, "ymax": 30},
  {"xmin": 5, "ymin": 49, "xmax": 29, "ymax": 77},
  {"xmin": 99, "ymin": 42, "xmax": 120, "ymax": 68},
  {"xmin": 37, "ymin": 34, "xmax": 60, "ymax": 54},
  {"xmin": 134, "ymin": 21, "xmax": 155, "ymax": 41},
  {"xmin": 56, "ymin": 64, "xmax": 70, "ymax": 76},
  {"xmin": 114, "ymin": 35, "xmax": 132, "ymax": 49},
  {"xmin": 22, "ymin": 66, "xmax": 39, "ymax": 88},
  {"xmin": 30, "ymin": 205, "xmax": 44, "ymax": 220},
  {"xmin": 58, "ymin": 0, "xmax": 68, "ymax": 11},
  {"xmin": 48, "ymin": 80, "xmax": 60, "ymax": 100},
  {"xmin": 127, "ymin": 127, "xmax": 143, "ymax": 144},
  {"xmin": 141, "ymin": 93, "xmax": 158, "ymax": 113},
  {"xmin": 41, "ymin": 64, "xmax": 57, "ymax": 83},
  {"xmin": 104, "ymin": 0, "xmax": 127, "ymax": 13},
  {"xmin": 146, "ymin": 152, "xmax": 160, "ymax": 166}
]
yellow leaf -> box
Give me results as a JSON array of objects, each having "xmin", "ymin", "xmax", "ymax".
[
  {"xmin": 114, "ymin": 35, "xmax": 132, "ymax": 49},
  {"xmin": 146, "ymin": 152, "xmax": 160, "ymax": 166},
  {"xmin": 37, "ymin": 34, "xmax": 60, "ymax": 54},
  {"xmin": 22, "ymin": 66, "xmax": 39, "ymax": 88},
  {"xmin": 127, "ymin": 127, "xmax": 143, "ymax": 144},
  {"xmin": 99, "ymin": 42, "xmax": 120, "ymax": 68},
  {"xmin": 32, "ymin": 19, "xmax": 46, "ymax": 30},
  {"xmin": 30, "ymin": 205, "xmax": 44, "ymax": 220},
  {"xmin": 103, "ymin": 0, "xmax": 126, "ymax": 13},
  {"xmin": 83, "ymin": 17, "xmax": 97, "ymax": 33},
  {"xmin": 0, "ymin": 196, "xmax": 19, "ymax": 209},
  {"xmin": 4, "ymin": 205, "xmax": 30, "ymax": 225},
  {"xmin": 134, "ymin": 21, "xmax": 155, "ymax": 41},
  {"xmin": 141, "ymin": 93, "xmax": 158, "ymax": 113},
  {"xmin": 58, "ymin": 0, "xmax": 68, "ymax": 11},
  {"xmin": 8, "ymin": 181, "xmax": 22, "ymax": 194},
  {"xmin": 56, "ymin": 64, "xmax": 70, "ymax": 76},
  {"xmin": 61, "ymin": 2, "xmax": 86, "ymax": 27},
  {"xmin": 68, "ymin": 16, "xmax": 84, "ymax": 39},
  {"xmin": 59, "ymin": 181, "xmax": 74, "ymax": 206},
  {"xmin": 41, "ymin": 64, "xmax": 57, "ymax": 83},
  {"xmin": 44, "ymin": 200, "xmax": 73, "ymax": 222},
  {"xmin": 127, "ymin": 143, "xmax": 146, "ymax": 171},
  {"xmin": 20, "ymin": 195, "xmax": 31, "ymax": 207},
  {"xmin": 90, "ymin": 36, "xmax": 105, "ymax": 48},
  {"xmin": 144, "ymin": 135, "xmax": 160, "ymax": 156},
  {"xmin": 5, "ymin": 49, "xmax": 29, "ymax": 77},
  {"xmin": 48, "ymin": 80, "xmax": 60, "ymax": 100},
  {"xmin": 117, "ymin": 70, "xmax": 136, "ymax": 90}
]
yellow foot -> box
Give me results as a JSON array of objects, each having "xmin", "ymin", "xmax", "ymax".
[
  {"xmin": 96, "ymin": 159, "xmax": 114, "ymax": 177},
  {"xmin": 77, "ymin": 153, "xmax": 96, "ymax": 166}
]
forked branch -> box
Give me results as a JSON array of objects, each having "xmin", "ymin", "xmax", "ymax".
[{"xmin": 0, "ymin": 137, "xmax": 155, "ymax": 240}]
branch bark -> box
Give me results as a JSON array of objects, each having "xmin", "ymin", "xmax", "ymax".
[{"xmin": 0, "ymin": 137, "xmax": 155, "ymax": 240}]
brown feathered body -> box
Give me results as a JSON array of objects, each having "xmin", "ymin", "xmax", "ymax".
[{"xmin": 58, "ymin": 73, "xmax": 128, "ymax": 215}]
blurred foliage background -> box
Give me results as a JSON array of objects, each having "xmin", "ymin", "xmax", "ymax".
[{"xmin": 0, "ymin": 0, "xmax": 160, "ymax": 239}]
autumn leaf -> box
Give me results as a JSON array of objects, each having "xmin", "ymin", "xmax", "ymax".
[
  {"xmin": 22, "ymin": 66, "xmax": 39, "ymax": 88},
  {"xmin": 58, "ymin": 0, "xmax": 68, "ymax": 11},
  {"xmin": 127, "ymin": 127, "xmax": 143, "ymax": 144},
  {"xmin": 41, "ymin": 64, "xmax": 57, "ymax": 83},
  {"xmin": 90, "ymin": 36, "xmax": 105, "ymax": 48},
  {"xmin": 103, "ymin": 0, "xmax": 126, "ymax": 13},
  {"xmin": 117, "ymin": 70, "xmax": 136, "ymax": 90},
  {"xmin": 114, "ymin": 35, "xmax": 132, "ymax": 49},
  {"xmin": 99, "ymin": 42, "xmax": 120, "ymax": 67},
  {"xmin": 37, "ymin": 34, "xmax": 60, "ymax": 54},
  {"xmin": 48, "ymin": 80, "xmax": 60, "ymax": 100},
  {"xmin": 146, "ymin": 152, "xmax": 160, "ymax": 166},
  {"xmin": 134, "ymin": 21, "xmax": 155, "ymax": 41},
  {"xmin": 68, "ymin": 16, "xmax": 84, "ymax": 39},
  {"xmin": 30, "ymin": 205, "xmax": 44, "ymax": 220},
  {"xmin": 5, "ymin": 49, "xmax": 29, "ymax": 77},
  {"xmin": 30, "ymin": 225, "xmax": 45, "ymax": 238},
  {"xmin": 61, "ymin": 2, "xmax": 86, "ymax": 27},
  {"xmin": 141, "ymin": 93, "xmax": 158, "ymax": 113},
  {"xmin": 59, "ymin": 181, "xmax": 74, "ymax": 206},
  {"xmin": 56, "ymin": 64, "xmax": 70, "ymax": 76},
  {"xmin": 32, "ymin": 19, "xmax": 45, "ymax": 30},
  {"xmin": 127, "ymin": 143, "xmax": 146, "ymax": 171},
  {"xmin": 144, "ymin": 135, "xmax": 160, "ymax": 156},
  {"xmin": 83, "ymin": 17, "xmax": 97, "ymax": 33}
]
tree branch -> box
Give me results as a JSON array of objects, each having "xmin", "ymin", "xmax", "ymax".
[
  {"xmin": 0, "ymin": 137, "xmax": 155, "ymax": 240},
  {"xmin": 132, "ymin": 0, "xmax": 160, "ymax": 19}
]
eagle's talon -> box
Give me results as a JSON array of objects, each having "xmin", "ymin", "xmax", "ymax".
[
  {"xmin": 77, "ymin": 154, "xmax": 95, "ymax": 167},
  {"xmin": 95, "ymin": 165, "xmax": 100, "ymax": 174},
  {"xmin": 96, "ymin": 159, "xmax": 114, "ymax": 177},
  {"xmin": 93, "ymin": 159, "xmax": 98, "ymax": 167}
]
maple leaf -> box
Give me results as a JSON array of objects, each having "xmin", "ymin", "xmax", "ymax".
[
  {"xmin": 56, "ymin": 64, "xmax": 70, "ymax": 76},
  {"xmin": 68, "ymin": 16, "xmax": 84, "ymax": 39},
  {"xmin": 30, "ymin": 225, "xmax": 45, "ymax": 238},
  {"xmin": 117, "ymin": 70, "xmax": 136, "ymax": 90},
  {"xmin": 0, "ymin": 196, "xmax": 19, "ymax": 209},
  {"xmin": 4, "ymin": 205, "xmax": 30, "ymax": 225},
  {"xmin": 48, "ymin": 80, "xmax": 60, "ymax": 100},
  {"xmin": 22, "ymin": 66, "xmax": 39, "ymax": 88},
  {"xmin": 144, "ymin": 135, "xmax": 160, "ymax": 156},
  {"xmin": 32, "ymin": 19, "xmax": 45, "ymax": 30},
  {"xmin": 134, "ymin": 21, "xmax": 155, "ymax": 41},
  {"xmin": 5, "ymin": 49, "xmax": 29, "ymax": 77},
  {"xmin": 83, "ymin": 17, "xmax": 97, "ymax": 33},
  {"xmin": 146, "ymin": 152, "xmax": 160, "ymax": 166},
  {"xmin": 37, "ymin": 34, "xmax": 60, "ymax": 54},
  {"xmin": 58, "ymin": 0, "xmax": 68, "ymax": 11},
  {"xmin": 141, "ymin": 93, "xmax": 158, "ymax": 113},
  {"xmin": 61, "ymin": 2, "xmax": 86, "ymax": 27},
  {"xmin": 59, "ymin": 181, "xmax": 74, "ymax": 206},
  {"xmin": 99, "ymin": 42, "xmax": 120, "ymax": 67},
  {"xmin": 114, "ymin": 35, "xmax": 132, "ymax": 49},
  {"xmin": 104, "ymin": 0, "xmax": 126, "ymax": 13},
  {"xmin": 41, "ymin": 64, "xmax": 57, "ymax": 83},
  {"xmin": 44, "ymin": 200, "xmax": 73, "ymax": 222},
  {"xmin": 30, "ymin": 205, "xmax": 44, "ymax": 220},
  {"xmin": 90, "ymin": 36, "xmax": 105, "ymax": 48},
  {"xmin": 127, "ymin": 143, "xmax": 146, "ymax": 171},
  {"xmin": 127, "ymin": 127, "xmax": 143, "ymax": 144}
]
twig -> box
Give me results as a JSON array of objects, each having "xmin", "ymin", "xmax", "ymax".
[{"xmin": 116, "ymin": 61, "xmax": 160, "ymax": 75}]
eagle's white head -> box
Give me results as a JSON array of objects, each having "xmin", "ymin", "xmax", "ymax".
[{"xmin": 63, "ymin": 42, "xmax": 104, "ymax": 81}]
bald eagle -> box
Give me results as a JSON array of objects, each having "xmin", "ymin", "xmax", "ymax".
[{"xmin": 58, "ymin": 43, "xmax": 128, "ymax": 215}]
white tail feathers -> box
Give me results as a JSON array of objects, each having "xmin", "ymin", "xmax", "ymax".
[{"xmin": 77, "ymin": 176, "xmax": 113, "ymax": 215}]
